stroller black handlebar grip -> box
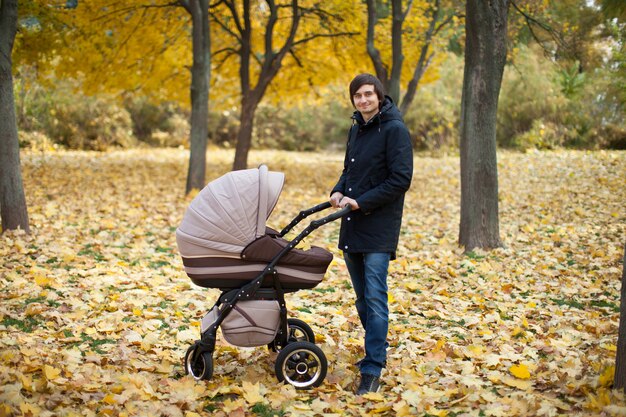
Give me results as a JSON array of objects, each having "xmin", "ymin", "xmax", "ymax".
[
  {"xmin": 311, "ymin": 201, "xmax": 332, "ymax": 211},
  {"xmin": 279, "ymin": 201, "xmax": 333, "ymax": 237},
  {"xmin": 320, "ymin": 205, "xmax": 352, "ymax": 223}
]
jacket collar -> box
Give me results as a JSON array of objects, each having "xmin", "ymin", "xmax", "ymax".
[{"xmin": 351, "ymin": 95, "xmax": 402, "ymax": 126}]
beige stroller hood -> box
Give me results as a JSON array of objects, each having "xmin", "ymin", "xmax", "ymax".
[{"xmin": 176, "ymin": 165, "xmax": 285, "ymax": 256}]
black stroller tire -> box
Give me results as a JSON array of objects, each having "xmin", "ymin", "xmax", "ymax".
[
  {"xmin": 184, "ymin": 345, "xmax": 213, "ymax": 381},
  {"xmin": 275, "ymin": 341, "xmax": 327, "ymax": 389},
  {"xmin": 269, "ymin": 318, "xmax": 316, "ymax": 352}
]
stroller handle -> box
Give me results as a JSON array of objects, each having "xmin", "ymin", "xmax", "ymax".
[
  {"xmin": 262, "ymin": 204, "xmax": 351, "ymax": 272},
  {"xmin": 235, "ymin": 203, "xmax": 351, "ymax": 309},
  {"xmin": 315, "ymin": 205, "xmax": 352, "ymax": 224},
  {"xmin": 279, "ymin": 201, "xmax": 339, "ymax": 237}
]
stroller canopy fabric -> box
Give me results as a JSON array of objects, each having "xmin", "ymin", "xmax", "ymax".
[{"xmin": 177, "ymin": 165, "xmax": 285, "ymax": 255}]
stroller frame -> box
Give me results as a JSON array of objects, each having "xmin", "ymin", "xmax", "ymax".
[{"xmin": 184, "ymin": 202, "xmax": 350, "ymax": 389}]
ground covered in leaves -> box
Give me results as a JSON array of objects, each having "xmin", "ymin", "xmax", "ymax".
[{"xmin": 1, "ymin": 148, "xmax": 625, "ymax": 416}]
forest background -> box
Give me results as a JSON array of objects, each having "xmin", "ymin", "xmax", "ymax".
[{"xmin": 13, "ymin": 0, "xmax": 626, "ymax": 155}]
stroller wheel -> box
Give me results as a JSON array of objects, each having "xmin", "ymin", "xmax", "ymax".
[
  {"xmin": 269, "ymin": 318, "xmax": 316, "ymax": 352},
  {"xmin": 275, "ymin": 341, "xmax": 327, "ymax": 389},
  {"xmin": 184, "ymin": 345, "xmax": 213, "ymax": 381}
]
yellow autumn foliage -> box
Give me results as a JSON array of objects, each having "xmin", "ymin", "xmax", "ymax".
[{"xmin": 14, "ymin": 0, "xmax": 448, "ymax": 109}]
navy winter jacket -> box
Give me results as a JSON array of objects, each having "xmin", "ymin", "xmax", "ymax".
[{"xmin": 331, "ymin": 96, "xmax": 413, "ymax": 260}]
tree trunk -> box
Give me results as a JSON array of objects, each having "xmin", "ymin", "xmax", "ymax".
[
  {"xmin": 230, "ymin": 0, "xmax": 299, "ymax": 171},
  {"xmin": 615, "ymin": 242, "xmax": 626, "ymax": 392},
  {"xmin": 388, "ymin": 0, "xmax": 404, "ymax": 103},
  {"xmin": 366, "ymin": 0, "xmax": 405, "ymax": 102},
  {"xmin": 232, "ymin": 0, "xmax": 253, "ymax": 171},
  {"xmin": 366, "ymin": 0, "xmax": 388, "ymax": 89},
  {"xmin": 232, "ymin": 97, "xmax": 258, "ymax": 170},
  {"xmin": 0, "ymin": 0, "xmax": 30, "ymax": 234},
  {"xmin": 183, "ymin": 0, "xmax": 211, "ymax": 194},
  {"xmin": 458, "ymin": 0, "xmax": 507, "ymax": 251}
]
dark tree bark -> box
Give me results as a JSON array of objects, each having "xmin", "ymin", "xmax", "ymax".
[
  {"xmin": 388, "ymin": 0, "xmax": 405, "ymax": 102},
  {"xmin": 366, "ymin": 0, "xmax": 408, "ymax": 103},
  {"xmin": 230, "ymin": 0, "xmax": 300, "ymax": 171},
  {"xmin": 366, "ymin": 0, "xmax": 388, "ymax": 91},
  {"xmin": 213, "ymin": 1, "xmax": 356, "ymax": 170},
  {"xmin": 458, "ymin": 0, "xmax": 507, "ymax": 251},
  {"xmin": 615, "ymin": 242, "xmax": 626, "ymax": 392},
  {"xmin": 0, "ymin": 0, "xmax": 30, "ymax": 234},
  {"xmin": 180, "ymin": 0, "xmax": 211, "ymax": 194}
]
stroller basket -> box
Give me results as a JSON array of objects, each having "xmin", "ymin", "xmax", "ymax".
[
  {"xmin": 202, "ymin": 289, "xmax": 281, "ymax": 347},
  {"xmin": 203, "ymin": 299, "xmax": 280, "ymax": 347},
  {"xmin": 176, "ymin": 165, "xmax": 350, "ymax": 389}
]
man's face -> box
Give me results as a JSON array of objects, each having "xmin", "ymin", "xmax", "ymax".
[{"xmin": 353, "ymin": 84, "xmax": 380, "ymax": 121}]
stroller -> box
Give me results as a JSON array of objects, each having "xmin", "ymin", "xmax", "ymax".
[{"xmin": 176, "ymin": 165, "xmax": 349, "ymax": 389}]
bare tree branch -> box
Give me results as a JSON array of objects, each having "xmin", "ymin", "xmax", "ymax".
[
  {"xmin": 400, "ymin": 0, "xmax": 440, "ymax": 113},
  {"xmin": 178, "ymin": 0, "xmax": 191, "ymax": 13},
  {"xmin": 222, "ymin": 0, "xmax": 244, "ymax": 36},
  {"xmin": 114, "ymin": 7, "xmax": 149, "ymax": 57},
  {"xmin": 366, "ymin": 0, "xmax": 388, "ymax": 85},
  {"xmin": 90, "ymin": 2, "xmax": 179, "ymax": 23},
  {"xmin": 510, "ymin": 0, "xmax": 565, "ymax": 49},
  {"xmin": 269, "ymin": 0, "xmax": 300, "ymax": 73},
  {"xmin": 288, "ymin": 49, "xmax": 303, "ymax": 67},
  {"xmin": 434, "ymin": 13, "xmax": 455, "ymax": 36},
  {"xmin": 403, "ymin": 0, "xmax": 414, "ymax": 21},
  {"xmin": 298, "ymin": 6, "xmax": 346, "ymax": 22},
  {"xmin": 210, "ymin": 13, "xmax": 242, "ymax": 43},
  {"xmin": 213, "ymin": 48, "xmax": 237, "ymax": 71},
  {"xmin": 213, "ymin": 46, "xmax": 239, "ymax": 57},
  {"xmin": 292, "ymin": 31, "xmax": 358, "ymax": 47},
  {"xmin": 264, "ymin": 0, "xmax": 279, "ymax": 64}
]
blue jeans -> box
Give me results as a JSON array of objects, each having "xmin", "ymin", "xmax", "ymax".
[{"xmin": 343, "ymin": 252, "xmax": 391, "ymax": 378}]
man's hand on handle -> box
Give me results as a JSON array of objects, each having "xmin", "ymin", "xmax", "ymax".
[
  {"xmin": 331, "ymin": 192, "xmax": 359, "ymax": 211},
  {"xmin": 330, "ymin": 192, "xmax": 344, "ymax": 208},
  {"xmin": 339, "ymin": 197, "xmax": 359, "ymax": 211}
]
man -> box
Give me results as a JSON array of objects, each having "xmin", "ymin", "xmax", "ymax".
[{"xmin": 330, "ymin": 73, "xmax": 413, "ymax": 395}]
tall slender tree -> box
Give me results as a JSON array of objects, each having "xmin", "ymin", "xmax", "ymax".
[
  {"xmin": 604, "ymin": 0, "xmax": 626, "ymax": 388},
  {"xmin": 615, "ymin": 243, "xmax": 626, "ymax": 392},
  {"xmin": 0, "ymin": 0, "xmax": 30, "ymax": 234},
  {"xmin": 212, "ymin": 0, "xmax": 357, "ymax": 171},
  {"xmin": 180, "ymin": 0, "xmax": 211, "ymax": 193},
  {"xmin": 227, "ymin": 0, "xmax": 302, "ymax": 171},
  {"xmin": 458, "ymin": 0, "xmax": 508, "ymax": 251}
]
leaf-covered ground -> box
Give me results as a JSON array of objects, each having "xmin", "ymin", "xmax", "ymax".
[{"xmin": 1, "ymin": 149, "xmax": 625, "ymax": 417}]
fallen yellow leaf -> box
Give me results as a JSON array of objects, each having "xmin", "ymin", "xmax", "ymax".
[
  {"xmin": 502, "ymin": 376, "xmax": 532, "ymax": 390},
  {"xmin": 35, "ymin": 274, "xmax": 52, "ymax": 287},
  {"xmin": 510, "ymin": 364, "xmax": 531, "ymax": 379},
  {"xmin": 362, "ymin": 392, "xmax": 385, "ymax": 402},
  {"xmin": 242, "ymin": 381, "xmax": 264, "ymax": 405},
  {"xmin": 102, "ymin": 393, "xmax": 116, "ymax": 405},
  {"xmin": 370, "ymin": 404, "xmax": 393, "ymax": 413},
  {"xmin": 20, "ymin": 403, "xmax": 41, "ymax": 415},
  {"xmin": 598, "ymin": 365, "xmax": 614, "ymax": 387},
  {"xmin": 600, "ymin": 343, "xmax": 617, "ymax": 352},
  {"xmin": 44, "ymin": 365, "xmax": 61, "ymax": 381}
]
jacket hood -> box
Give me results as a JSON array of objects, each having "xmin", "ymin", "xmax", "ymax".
[{"xmin": 352, "ymin": 95, "xmax": 403, "ymax": 126}]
